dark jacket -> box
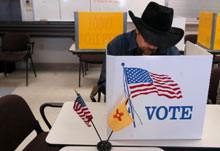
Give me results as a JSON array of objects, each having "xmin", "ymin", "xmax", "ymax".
[{"xmin": 98, "ymin": 30, "xmax": 180, "ymax": 94}]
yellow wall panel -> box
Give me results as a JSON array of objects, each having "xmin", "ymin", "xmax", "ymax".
[
  {"xmin": 197, "ymin": 12, "xmax": 214, "ymax": 49},
  {"xmin": 78, "ymin": 12, "xmax": 124, "ymax": 49}
]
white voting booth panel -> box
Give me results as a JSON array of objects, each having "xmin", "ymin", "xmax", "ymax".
[{"xmin": 106, "ymin": 42, "xmax": 213, "ymax": 140}]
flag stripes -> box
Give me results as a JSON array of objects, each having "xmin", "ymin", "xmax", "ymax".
[
  {"xmin": 73, "ymin": 94, "xmax": 93, "ymax": 127},
  {"xmin": 124, "ymin": 67, "xmax": 183, "ymax": 99}
]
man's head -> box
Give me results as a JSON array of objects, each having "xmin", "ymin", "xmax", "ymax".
[
  {"xmin": 136, "ymin": 29, "xmax": 158, "ymax": 55},
  {"xmin": 129, "ymin": 2, "xmax": 184, "ymax": 50}
]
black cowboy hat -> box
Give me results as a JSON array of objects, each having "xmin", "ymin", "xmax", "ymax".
[{"xmin": 129, "ymin": 2, "xmax": 184, "ymax": 48}]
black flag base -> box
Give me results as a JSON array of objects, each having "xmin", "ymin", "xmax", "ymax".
[{"xmin": 97, "ymin": 141, "xmax": 112, "ymax": 151}]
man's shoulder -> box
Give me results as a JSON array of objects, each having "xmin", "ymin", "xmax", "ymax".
[
  {"xmin": 107, "ymin": 30, "xmax": 136, "ymax": 55},
  {"xmin": 110, "ymin": 30, "xmax": 135, "ymax": 44}
]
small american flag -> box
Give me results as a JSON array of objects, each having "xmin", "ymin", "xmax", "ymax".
[
  {"xmin": 124, "ymin": 67, "xmax": 183, "ymax": 99},
  {"xmin": 73, "ymin": 94, "xmax": 93, "ymax": 127}
]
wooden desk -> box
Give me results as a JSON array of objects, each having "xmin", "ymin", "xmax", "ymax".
[
  {"xmin": 208, "ymin": 50, "xmax": 220, "ymax": 55},
  {"xmin": 47, "ymin": 102, "xmax": 220, "ymax": 149},
  {"xmin": 69, "ymin": 44, "xmax": 106, "ymax": 54},
  {"xmin": 194, "ymin": 44, "xmax": 220, "ymax": 55}
]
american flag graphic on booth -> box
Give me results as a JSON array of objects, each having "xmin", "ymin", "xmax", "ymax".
[
  {"xmin": 73, "ymin": 94, "xmax": 93, "ymax": 127},
  {"xmin": 124, "ymin": 67, "xmax": 183, "ymax": 99}
]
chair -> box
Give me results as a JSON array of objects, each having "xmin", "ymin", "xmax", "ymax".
[
  {"xmin": 208, "ymin": 67, "xmax": 220, "ymax": 104},
  {"xmin": 40, "ymin": 102, "xmax": 64, "ymax": 129},
  {"xmin": 79, "ymin": 54, "xmax": 105, "ymax": 87},
  {"xmin": 0, "ymin": 94, "xmax": 61, "ymax": 151},
  {"xmin": 213, "ymin": 55, "xmax": 220, "ymax": 67},
  {"xmin": 0, "ymin": 32, "xmax": 37, "ymax": 86},
  {"xmin": 184, "ymin": 34, "xmax": 198, "ymax": 44},
  {"xmin": 74, "ymin": 12, "xmax": 127, "ymax": 87}
]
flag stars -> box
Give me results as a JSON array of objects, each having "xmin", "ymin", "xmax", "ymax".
[{"xmin": 125, "ymin": 67, "xmax": 153, "ymax": 84}]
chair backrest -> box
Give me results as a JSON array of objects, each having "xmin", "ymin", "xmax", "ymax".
[
  {"xmin": 184, "ymin": 34, "xmax": 198, "ymax": 44},
  {"xmin": 2, "ymin": 32, "xmax": 30, "ymax": 52},
  {"xmin": 208, "ymin": 67, "xmax": 220, "ymax": 104},
  {"xmin": 81, "ymin": 54, "xmax": 104, "ymax": 63},
  {"xmin": 0, "ymin": 94, "xmax": 40, "ymax": 150},
  {"xmin": 74, "ymin": 12, "xmax": 127, "ymax": 50}
]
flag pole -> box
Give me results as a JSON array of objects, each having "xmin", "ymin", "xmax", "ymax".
[
  {"xmin": 91, "ymin": 120, "xmax": 102, "ymax": 141},
  {"xmin": 105, "ymin": 96, "xmax": 129, "ymax": 142},
  {"xmin": 122, "ymin": 63, "xmax": 136, "ymax": 128},
  {"xmin": 97, "ymin": 131, "xmax": 112, "ymax": 151},
  {"xmin": 74, "ymin": 89, "xmax": 79, "ymax": 95},
  {"xmin": 106, "ymin": 130, "xmax": 113, "ymax": 142},
  {"xmin": 74, "ymin": 89, "xmax": 102, "ymax": 141}
]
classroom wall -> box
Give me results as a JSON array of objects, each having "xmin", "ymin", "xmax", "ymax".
[
  {"xmin": 17, "ymin": 0, "xmax": 196, "ymax": 68},
  {"xmin": 19, "ymin": 0, "xmax": 79, "ymax": 66},
  {"xmin": 18, "ymin": 0, "xmax": 138, "ymax": 66},
  {"xmin": 32, "ymin": 38, "xmax": 75, "ymax": 63},
  {"xmin": 20, "ymin": 0, "xmax": 34, "ymax": 21},
  {"xmin": 0, "ymin": 0, "xmax": 22, "ymax": 21}
]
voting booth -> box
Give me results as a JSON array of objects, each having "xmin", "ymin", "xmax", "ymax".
[
  {"xmin": 106, "ymin": 41, "xmax": 213, "ymax": 140},
  {"xmin": 74, "ymin": 12, "xmax": 127, "ymax": 50},
  {"xmin": 197, "ymin": 12, "xmax": 220, "ymax": 50}
]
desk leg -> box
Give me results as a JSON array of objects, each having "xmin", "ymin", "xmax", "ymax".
[
  {"xmin": 82, "ymin": 61, "xmax": 84, "ymax": 77},
  {"xmin": 213, "ymin": 54, "xmax": 215, "ymax": 67},
  {"xmin": 79, "ymin": 55, "xmax": 81, "ymax": 87}
]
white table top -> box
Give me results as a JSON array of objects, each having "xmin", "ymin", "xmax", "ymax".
[
  {"xmin": 69, "ymin": 44, "xmax": 106, "ymax": 53},
  {"xmin": 60, "ymin": 146, "xmax": 164, "ymax": 151},
  {"xmin": 47, "ymin": 102, "xmax": 220, "ymax": 148}
]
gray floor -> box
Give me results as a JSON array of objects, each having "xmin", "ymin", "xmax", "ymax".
[
  {"xmin": 0, "ymin": 69, "xmax": 104, "ymax": 150},
  {"xmin": 0, "ymin": 69, "xmax": 219, "ymax": 150}
]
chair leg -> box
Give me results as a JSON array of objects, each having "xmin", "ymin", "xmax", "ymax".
[
  {"xmin": 26, "ymin": 58, "xmax": 28, "ymax": 86},
  {"xmin": 30, "ymin": 56, "xmax": 37, "ymax": 77},
  {"xmin": 82, "ymin": 61, "xmax": 85, "ymax": 77},
  {"xmin": 3, "ymin": 62, "xmax": 7, "ymax": 77},
  {"xmin": 86, "ymin": 63, "xmax": 88, "ymax": 72},
  {"xmin": 85, "ymin": 62, "xmax": 88, "ymax": 75},
  {"xmin": 212, "ymin": 99, "xmax": 217, "ymax": 104},
  {"xmin": 78, "ymin": 56, "xmax": 82, "ymax": 87}
]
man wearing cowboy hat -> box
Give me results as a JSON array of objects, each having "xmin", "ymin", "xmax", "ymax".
[{"xmin": 97, "ymin": 2, "xmax": 184, "ymax": 95}]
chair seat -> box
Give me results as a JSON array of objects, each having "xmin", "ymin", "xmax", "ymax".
[
  {"xmin": 81, "ymin": 54, "xmax": 104, "ymax": 63},
  {"xmin": 24, "ymin": 132, "xmax": 60, "ymax": 151},
  {"xmin": 184, "ymin": 34, "xmax": 197, "ymax": 44},
  {"xmin": 0, "ymin": 52, "xmax": 26, "ymax": 62},
  {"xmin": 213, "ymin": 56, "xmax": 220, "ymax": 63}
]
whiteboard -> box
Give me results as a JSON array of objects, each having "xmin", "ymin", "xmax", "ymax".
[
  {"xmin": 60, "ymin": 0, "xmax": 90, "ymax": 21},
  {"xmin": 33, "ymin": 0, "xmax": 165, "ymax": 21},
  {"xmin": 169, "ymin": 0, "xmax": 220, "ymax": 22},
  {"xmin": 91, "ymin": 0, "xmax": 165, "ymax": 21},
  {"xmin": 33, "ymin": 0, "xmax": 61, "ymax": 21}
]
